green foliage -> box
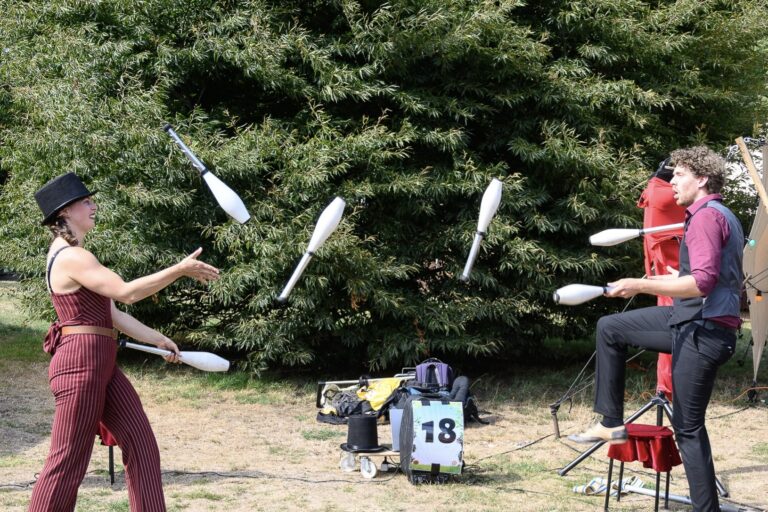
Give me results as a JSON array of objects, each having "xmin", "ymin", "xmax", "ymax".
[{"xmin": 1, "ymin": 0, "xmax": 766, "ymax": 372}]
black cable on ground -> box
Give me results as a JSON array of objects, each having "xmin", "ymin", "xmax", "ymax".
[
  {"xmin": 0, "ymin": 480, "xmax": 36, "ymax": 489},
  {"xmin": 0, "ymin": 465, "xmax": 404, "ymax": 491},
  {"xmin": 466, "ymin": 430, "xmax": 555, "ymax": 468},
  {"xmin": 161, "ymin": 468, "xmax": 401, "ymax": 484}
]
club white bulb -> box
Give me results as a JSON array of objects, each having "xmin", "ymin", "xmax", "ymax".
[
  {"xmin": 461, "ymin": 178, "xmax": 503, "ymax": 282},
  {"xmin": 553, "ymin": 284, "xmax": 614, "ymax": 305},
  {"xmin": 202, "ymin": 172, "xmax": 251, "ymax": 224}
]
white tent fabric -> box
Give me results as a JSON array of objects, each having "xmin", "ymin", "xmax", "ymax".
[
  {"xmin": 744, "ymin": 205, "xmax": 767, "ymax": 381},
  {"xmin": 743, "ymin": 146, "xmax": 768, "ymax": 382}
]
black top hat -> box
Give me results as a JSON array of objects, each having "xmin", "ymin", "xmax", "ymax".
[
  {"xmin": 340, "ymin": 415, "xmax": 386, "ymax": 453},
  {"xmin": 34, "ymin": 173, "xmax": 96, "ymax": 225},
  {"xmin": 653, "ymin": 156, "xmax": 674, "ymax": 183}
]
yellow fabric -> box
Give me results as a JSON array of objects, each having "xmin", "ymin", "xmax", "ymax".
[{"xmin": 356, "ymin": 378, "xmax": 403, "ymax": 411}]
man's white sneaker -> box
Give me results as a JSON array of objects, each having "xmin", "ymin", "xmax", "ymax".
[{"xmin": 568, "ymin": 423, "xmax": 628, "ymax": 445}]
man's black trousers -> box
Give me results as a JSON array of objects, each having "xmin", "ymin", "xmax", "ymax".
[{"xmin": 594, "ymin": 306, "xmax": 736, "ymax": 512}]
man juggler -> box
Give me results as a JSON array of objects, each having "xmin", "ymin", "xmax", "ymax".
[{"xmin": 570, "ymin": 146, "xmax": 743, "ymax": 512}]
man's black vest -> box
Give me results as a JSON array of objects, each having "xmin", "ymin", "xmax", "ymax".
[{"xmin": 669, "ymin": 200, "xmax": 743, "ymax": 326}]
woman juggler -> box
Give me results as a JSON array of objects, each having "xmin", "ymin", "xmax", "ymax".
[{"xmin": 29, "ymin": 172, "xmax": 220, "ymax": 511}]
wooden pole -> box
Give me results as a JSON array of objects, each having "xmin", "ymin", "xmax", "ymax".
[{"xmin": 735, "ymin": 137, "xmax": 768, "ymax": 216}]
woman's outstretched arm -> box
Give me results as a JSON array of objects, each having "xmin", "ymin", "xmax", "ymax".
[{"xmin": 54, "ymin": 247, "xmax": 219, "ymax": 304}]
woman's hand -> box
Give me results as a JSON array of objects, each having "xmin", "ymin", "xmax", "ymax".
[
  {"xmin": 157, "ymin": 337, "xmax": 181, "ymax": 364},
  {"xmin": 176, "ymin": 248, "xmax": 220, "ymax": 284}
]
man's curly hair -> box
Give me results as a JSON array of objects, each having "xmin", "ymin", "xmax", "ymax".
[{"xmin": 670, "ymin": 146, "xmax": 726, "ymax": 194}]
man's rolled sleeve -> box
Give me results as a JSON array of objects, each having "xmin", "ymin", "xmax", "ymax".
[{"xmin": 685, "ymin": 207, "xmax": 730, "ymax": 295}]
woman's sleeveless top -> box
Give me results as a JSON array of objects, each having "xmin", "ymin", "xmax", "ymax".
[{"xmin": 43, "ymin": 246, "xmax": 113, "ymax": 354}]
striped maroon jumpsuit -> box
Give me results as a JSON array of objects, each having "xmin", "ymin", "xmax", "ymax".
[{"xmin": 29, "ymin": 247, "xmax": 166, "ymax": 511}]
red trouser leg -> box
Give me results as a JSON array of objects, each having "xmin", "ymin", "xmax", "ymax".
[
  {"xmin": 655, "ymin": 295, "xmax": 674, "ymax": 399},
  {"xmin": 101, "ymin": 368, "xmax": 166, "ymax": 512},
  {"xmin": 29, "ymin": 335, "xmax": 114, "ymax": 512}
]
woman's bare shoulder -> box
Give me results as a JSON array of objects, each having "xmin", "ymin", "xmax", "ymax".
[{"xmin": 47, "ymin": 245, "xmax": 99, "ymax": 267}]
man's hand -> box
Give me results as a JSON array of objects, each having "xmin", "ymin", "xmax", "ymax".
[
  {"xmin": 648, "ymin": 266, "xmax": 679, "ymax": 280},
  {"xmin": 605, "ymin": 278, "xmax": 645, "ymax": 299}
]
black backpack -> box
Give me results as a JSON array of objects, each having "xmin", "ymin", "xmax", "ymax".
[{"xmin": 463, "ymin": 394, "xmax": 488, "ymax": 424}]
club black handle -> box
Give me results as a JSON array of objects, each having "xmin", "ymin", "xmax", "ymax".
[{"xmin": 163, "ymin": 123, "xmax": 208, "ymax": 175}]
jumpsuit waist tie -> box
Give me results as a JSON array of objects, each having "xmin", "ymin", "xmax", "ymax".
[{"xmin": 44, "ymin": 323, "xmax": 118, "ymax": 355}]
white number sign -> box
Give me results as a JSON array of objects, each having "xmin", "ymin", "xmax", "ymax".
[{"xmin": 408, "ymin": 400, "xmax": 464, "ymax": 475}]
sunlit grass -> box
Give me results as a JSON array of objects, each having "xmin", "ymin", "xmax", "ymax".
[
  {"xmin": 301, "ymin": 428, "xmax": 344, "ymax": 441},
  {"xmin": 0, "ymin": 455, "xmax": 27, "ymax": 469},
  {"xmin": 753, "ymin": 442, "xmax": 768, "ymax": 463},
  {"xmin": 180, "ymin": 488, "xmax": 225, "ymax": 501},
  {"xmin": 72, "ymin": 495, "xmax": 129, "ymax": 512},
  {"xmin": 0, "ymin": 283, "xmax": 49, "ymax": 368}
]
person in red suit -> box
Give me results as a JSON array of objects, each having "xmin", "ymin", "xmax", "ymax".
[
  {"xmin": 639, "ymin": 157, "xmax": 686, "ymax": 399},
  {"xmin": 30, "ymin": 173, "xmax": 219, "ymax": 512}
]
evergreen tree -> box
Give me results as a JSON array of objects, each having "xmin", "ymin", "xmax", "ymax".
[{"xmin": 1, "ymin": 0, "xmax": 766, "ymax": 372}]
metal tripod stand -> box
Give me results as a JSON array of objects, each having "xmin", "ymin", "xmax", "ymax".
[{"xmin": 558, "ymin": 391, "xmax": 730, "ymax": 500}]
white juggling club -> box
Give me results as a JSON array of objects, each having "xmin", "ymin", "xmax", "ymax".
[
  {"xmin": 164, "ymin": 124, "xmax": 251, "ymax": 224},
  {"xmin": 460, "ymin": 178, "xmax": 503, "ymax": 282},
  {"xmin": 278, "ymin": 196, "xmax": 346, "ymax": 303},
  {"xmin": 553, "ymin": 284, "xmax": 615, "ymax": 305},
  {"xmin": 123, "ymin": 341, "xmax": 230, "ymax": 372},
  {"xmin": 589, "ymin": 222, "xmax": 684, "ymax": 247}
]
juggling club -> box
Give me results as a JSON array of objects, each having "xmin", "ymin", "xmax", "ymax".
[
  {"xmin": 460, "ymin": 178, "xmax": 503, "ymax": 282},
  {"xmin": 277, "ymin": 197, "xmax": 346, "ymax": 302},
  {"xmin": 589, "ymin": 222, "xmax": 684, "ymax": 247},
  {"xmin": 121, "ymin": 341, "xmax": 230, "ymax": 372},
  {"xmin": 553, "ymin": 284, "xmax": 615, "ymax": 305},
  {"xmin": 164, "ymin": 124, "xmax": 251, "ymax": 224}
]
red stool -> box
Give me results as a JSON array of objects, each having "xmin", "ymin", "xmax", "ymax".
[
  {"xmin": 97, "ymin": 422, "xmax": 118, "ymax": 485},
  {"xmin": 604, "ymin": 424, "xmax": 682, "ymax": 511}
]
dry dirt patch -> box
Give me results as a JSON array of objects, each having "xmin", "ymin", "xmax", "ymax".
[
  {"xmin": 2, "ymin": 282, "xmax": 766, "ymax": 511},
  {"xmin": 2, "ymin": 359, "xmax": 767, "ymax": 512}
]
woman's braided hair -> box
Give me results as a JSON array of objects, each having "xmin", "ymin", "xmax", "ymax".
[{"xmin": 47, "ymin": 215, "xmax": 78, "ymax": 246}]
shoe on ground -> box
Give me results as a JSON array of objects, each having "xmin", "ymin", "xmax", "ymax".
[{"xmin": 568, "ymin": 422, "xmax": 628, "ymax": 445}]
